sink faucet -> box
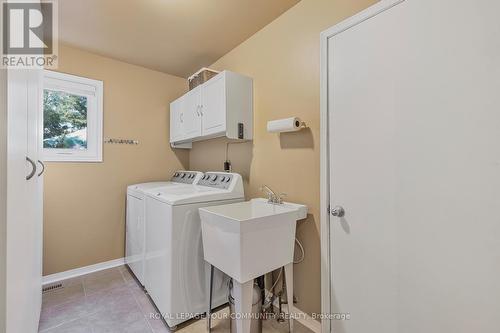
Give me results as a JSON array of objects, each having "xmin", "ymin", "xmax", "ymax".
[{"xmin": 260, "ymin": 185, "xmax": 287, "ymax": 204}]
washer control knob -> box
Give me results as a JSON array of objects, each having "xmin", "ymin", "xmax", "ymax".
[
  {"xmin": 226, "ymin": 177, "xmax": 231, "ymax": 182},
  {"xmin": 181, "ymin": 173, "xmax": 186, "ymax": 178},
  {"xmin": 212, "ymin": 175, "xmax": 218, "ymax": 181}
]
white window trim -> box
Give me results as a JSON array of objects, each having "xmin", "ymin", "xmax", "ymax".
[{"xmin": 43, "ymin": 70, "xmax": 103, "ymax": 162}]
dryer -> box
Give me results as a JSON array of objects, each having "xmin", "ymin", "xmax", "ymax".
[
  {"xmin": 144, "ymin": 172, "xmax": 244, "ymax": 328},
  {"xmin": 126, "ymin": 171, "xmax": 203, "ymax": 285}
]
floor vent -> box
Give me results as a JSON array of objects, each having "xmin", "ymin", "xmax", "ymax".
[{"xmin": 42, "ymin": 283, "xmax": 63, "ymax": 293}]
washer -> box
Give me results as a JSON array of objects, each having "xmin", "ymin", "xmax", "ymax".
[
  {"xmin": 144, "ymin": 172, "xmax": 244, "ymax": 328},
  {"xmin": 126, "ymin": 171, "xmax": 203, "ymax": 285}
]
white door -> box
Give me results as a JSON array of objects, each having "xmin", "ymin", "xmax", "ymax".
[
  {"xmin": 170, "ymin": 97, "xmax": 185, "ymax": 142},
  {"xmin": 201, "ymin": 74, "xmax": 226, "ymax": 136},
  {"xmin": 6, "ymin": 69, "xmax": 43, "ymax": 333},
  {"xmin": 183, "ymin": 88, "xmax": 202, "ymax": 139},
  {"xmin": 328, "ymin": 1, "xmax": 500, "ymax": 332}
]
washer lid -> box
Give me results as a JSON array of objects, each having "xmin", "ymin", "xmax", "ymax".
[
  {"xmin": 127, "ymin": 181, "xmax": 178, "ymax": 198},
  {"xmin": 127, "ymin": 171, "xmax": 205, "ymax": 197},
  {"xmin": 147, "ymin": 185, "xmax": 243, "ymax": 205}
]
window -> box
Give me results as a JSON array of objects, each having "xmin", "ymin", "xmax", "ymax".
[{"xmin": 43, "ymin": 70, "xmax": 103, "ymax": 162}]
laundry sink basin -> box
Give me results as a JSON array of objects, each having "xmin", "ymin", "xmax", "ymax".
[{"xmin": 199, "ymin": 198, "xmax": 307, "ymax": 283}]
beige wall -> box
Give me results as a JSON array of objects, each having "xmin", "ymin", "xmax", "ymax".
[
  {"xmin": 43, "ymin": 45, "xmax": 189, "ymax": 275},
  {"xmin": 189, "ymin": 0, "xmax": 377, "ymax": 315},
  {"xmin": 0, "ymin": 69, "xmax": 7, "ymax": 333},
  {"xmin": 44, "ymin": 0, "xmax": 378, "ymax": 314}
]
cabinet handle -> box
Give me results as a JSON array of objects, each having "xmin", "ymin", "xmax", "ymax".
[
  {"xmin": 37, "ymin": 160, "xmax": 45, "ymax": 177},
  {"xmin": 180, "ymin": 112, "xmax": 184, "ymax": 123},
  {"xmin": 199, "ymin": 105, "xmax": 204, "ymax": 116},
  {"xmin": 26, "ymin": 156, "xmax": 37, "ymax": 180}
]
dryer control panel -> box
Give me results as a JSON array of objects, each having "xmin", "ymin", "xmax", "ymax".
[
  {"xmin": 197, "ymin": 172, "xmax": 234, "ymax": 190},
  {"xmin": 171, "ymin": 171, "xmax": 202, "ymax": 184}
]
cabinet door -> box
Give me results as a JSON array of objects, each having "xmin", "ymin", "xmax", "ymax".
[
  {"xmin": 201, "ymin": 75, "xmax": 226, "ymax": 136},
  {"xmin": 170, "ymin": 97, "xmax": 185, "ymax": 142},
  {"xmin": 183, "ymin": 88, "xmax": 202, "ymax": 139},
  {"xmin": 6, "ymin": 68, "xmax": 42, "ymax": 333}
]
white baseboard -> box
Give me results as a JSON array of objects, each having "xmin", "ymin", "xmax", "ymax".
[
  {"xmin": 42, "ymin": 258, "xmax": 125, "ymax": 286},
  {"xmin": 271, "ymin": 295, "xmax": 321, "ymax": 333},
  {"xmin": 292, "ymin": 307, "xmax": 321, "ymax": 333}
]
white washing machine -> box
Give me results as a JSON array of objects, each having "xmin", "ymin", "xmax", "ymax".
[
  {"xmin": 126, "ymin": 171, "xmax": 203, "ymax": 285},
  {"xmin": 144, "ymin": 172, "xmax": 245, "ymax": 328}
]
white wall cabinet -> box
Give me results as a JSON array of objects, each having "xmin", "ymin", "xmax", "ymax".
[
  {"xmin": 183, "ymin": 88, "xmax": 202, "ymax": 139},
  {"xmin": 169, "ymin": 97, "xmax": 185, "ymax": 143},
  {"xmin": 170, "ymin": 71, "xmax": 253, "ymax": 148},
  {"xmin": 201, "ymin": 74, "xmax": 226, "ymax": 136}
]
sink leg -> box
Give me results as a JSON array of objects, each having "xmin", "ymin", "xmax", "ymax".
[
  {"xmin": 206, "ymin": 263, "xmax": 214, "ymax": 332},
  {"xmin": 233, "ymin": 280, "xmax": 254, "ymax": 333},
  {"xmin": 284, "ymin": 263, "xmax": 294, "ymax": 333}
]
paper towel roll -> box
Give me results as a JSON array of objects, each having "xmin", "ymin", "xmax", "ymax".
[{"xmin": 267, "ymin": 117, "xmax": 304, "ymax": 133}]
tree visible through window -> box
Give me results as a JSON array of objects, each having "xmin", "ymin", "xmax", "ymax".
[
  {"xmin": 43, "ymin": 70, "xmax": 103, "ymax": 162},
  {"xmin": 43, "ymin": 90, "xmax": 89, "ymax": 149}
]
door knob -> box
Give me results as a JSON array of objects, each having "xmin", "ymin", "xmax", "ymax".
[{"xmin": 331, "ymin": 206, "xmax": 345, "ymax": 217}]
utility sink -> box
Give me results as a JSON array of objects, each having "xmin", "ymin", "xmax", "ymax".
[{"xmin": 199, "ymin": 198, "xmax": 307, "ymax": 284}]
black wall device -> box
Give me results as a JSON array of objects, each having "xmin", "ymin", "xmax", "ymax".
[
  {"xmin": 238, "ymin": 123, "xmax": 244, "ymax": 139},
  {"xmin": 224, "ymin": 160, "xmax": 232, "ymax": 173}
]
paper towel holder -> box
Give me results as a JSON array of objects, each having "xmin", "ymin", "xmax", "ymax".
[{"xmin": 267, "ymin": 117, "xmax": 307, "ymax": 133}]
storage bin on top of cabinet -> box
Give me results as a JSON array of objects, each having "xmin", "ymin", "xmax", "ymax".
[{"xmin": 170, "ymin": 71, "xmax": 253, "ymax": 148}]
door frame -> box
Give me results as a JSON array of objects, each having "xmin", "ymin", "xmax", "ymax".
[{"xmin": 319, "ymin": 1, "xmax": 405, "ymax": 332}]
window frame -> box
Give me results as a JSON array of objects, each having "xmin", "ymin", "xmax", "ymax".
[{"xmin": 43, "ymin": 70, "xmax": 103, "ymax": 162}]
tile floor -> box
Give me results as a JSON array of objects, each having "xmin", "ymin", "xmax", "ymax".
[{"xmin": 39, "ymin": 266, "xmax": 311, "ymax": 333}]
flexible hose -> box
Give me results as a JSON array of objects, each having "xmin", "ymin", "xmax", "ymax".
[
  {"xmin": 270, "ymin": 237, "xmax": 305, "ymax": 292},
  {"xmin": 293, "ymin": 237, "xmax": 305, "ymax": 264},
  {"xmin": 270, "ymin": 267, "xmax": 283, "ymax": 292}
]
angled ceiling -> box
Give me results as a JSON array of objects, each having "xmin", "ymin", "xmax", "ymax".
[{"xmin": 58, "ymin": 0, "xmax": 300, "ymax": 78}]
